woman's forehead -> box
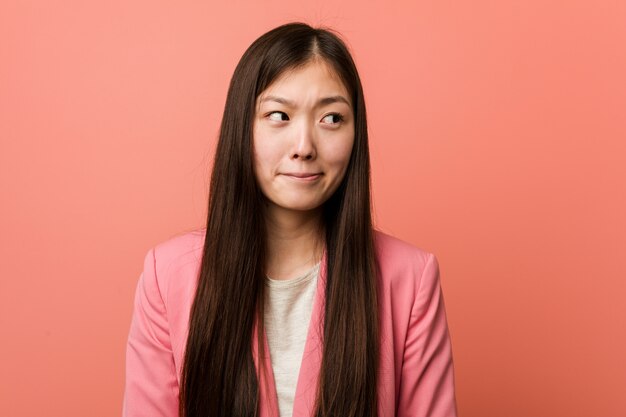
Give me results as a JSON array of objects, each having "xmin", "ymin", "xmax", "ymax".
[{"xmin": 257, "ymin": 59, "xmax": 349, "ymax": 104}]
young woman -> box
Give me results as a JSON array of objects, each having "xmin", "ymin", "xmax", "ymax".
[{"xmin": 123, "ymin": 22, "xmax": 458, "ymax": 417}]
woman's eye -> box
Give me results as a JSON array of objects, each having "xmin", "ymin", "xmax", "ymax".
[
  {"xmin": 321, "ymin": 113, "xmax": 344, "ymax": 125},
  {"xmin": 268, "ymin": 111, "xmax": 289, "ymax": 122}
]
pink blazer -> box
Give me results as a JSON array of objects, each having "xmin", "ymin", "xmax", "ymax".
[{"xmin": 123, "ymin": 229, "xmax": 458, "ymax": 417}]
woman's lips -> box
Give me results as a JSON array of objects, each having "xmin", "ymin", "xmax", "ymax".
[{"xmin": 282, "ymin": 172, "xmax": 322, "ymax": 181}]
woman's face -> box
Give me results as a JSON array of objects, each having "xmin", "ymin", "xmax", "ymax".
[{"xmin": 252, "ymin": 59, "xmax": 354, "ymax": 216}]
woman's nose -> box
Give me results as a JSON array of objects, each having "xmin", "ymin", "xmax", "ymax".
[{"xmin": 291, "ymin": 121, "xmax": 316, "ymax": 160}]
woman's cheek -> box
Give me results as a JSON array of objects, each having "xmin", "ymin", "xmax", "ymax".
[{"xmin": 327, "ymin": 133, "xmax": 354, "ymax": 164}]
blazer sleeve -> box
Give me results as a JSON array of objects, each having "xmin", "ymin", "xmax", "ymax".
[
  {"xmin": 396, "ymin": 253, "xmax": 458, "ymax": 417},
  {"xmin": 122, "ymin": 248, "xmax": 179, "ymax": 417}
]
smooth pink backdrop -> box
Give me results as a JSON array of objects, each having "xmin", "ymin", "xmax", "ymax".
[{"xmin": 1, "ymin": 1, "xmax": 625, "ymax": 416}]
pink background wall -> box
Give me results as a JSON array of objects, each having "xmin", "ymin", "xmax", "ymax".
[{"xmin": 1, "ymin": 1, "xmax": 625, "ymax": 416}]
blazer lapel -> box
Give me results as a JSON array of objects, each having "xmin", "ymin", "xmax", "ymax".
[
  {"xmin": 291, "ymin": 249, "xmax": 327, "ymax": 417},
  {"xmin": 253, "ymin": 315, "xmax": 280, "ymax": 417}
]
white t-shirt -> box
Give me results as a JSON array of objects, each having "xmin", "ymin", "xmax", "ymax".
[{"xmin": 264, "ymin": 262, "xmax": 320, "ymax": 417}]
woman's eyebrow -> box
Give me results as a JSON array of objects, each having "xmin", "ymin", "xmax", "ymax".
[
  {"xmin": 318, "ymin": 95, "xmax": 351, "ymax": 107},
  {"xmin": 259, "ymin": 95, "xmax": 351, "ymax": 108}
]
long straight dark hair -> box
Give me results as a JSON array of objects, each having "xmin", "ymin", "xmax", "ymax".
[{"xmin": 179, "ymin": 22, "xmax": 379, "ymax": 417}]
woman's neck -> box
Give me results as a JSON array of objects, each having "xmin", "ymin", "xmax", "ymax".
[{"xmin": 264, "ymin": 205, "xmax": 324, "ymax": 280}]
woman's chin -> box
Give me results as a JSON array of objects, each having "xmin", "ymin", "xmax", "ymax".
[{"xmin": 265, "ymin": 199, "xmax": 325, "ymax": 215}]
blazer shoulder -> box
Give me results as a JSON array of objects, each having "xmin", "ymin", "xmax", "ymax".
[
  {"xmin": 146, "ymin": 228, "xmax": 206, "ymax": 297},
  {"xmin": 151, "ymin": 228, "xmax": 206, "ymax": 263},
  {"xmin": 373, "ymin": 229, "xmax": 439, "ymax": 297},
  {"xmin": 373, "ymin": 229, "xmax": 433, "ymax": 267}
]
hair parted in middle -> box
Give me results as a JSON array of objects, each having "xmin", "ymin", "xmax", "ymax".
[{"xmin": 180, "ymin": 22, "xmax": 380, "ymax": 417}]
